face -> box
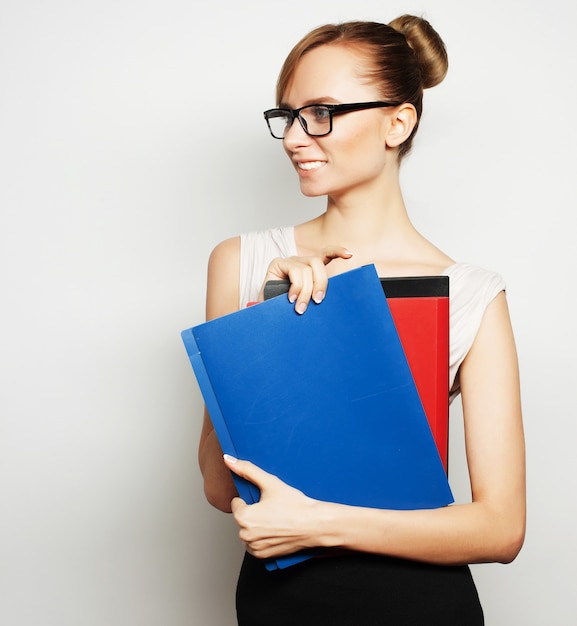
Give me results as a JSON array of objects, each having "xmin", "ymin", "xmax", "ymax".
[{"xmin": 280, "ymin": 44, "xmax": 393, "ymax": 199}]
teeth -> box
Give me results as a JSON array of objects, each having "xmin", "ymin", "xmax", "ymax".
[{"xmin": 298, "ymin": 161, "xmax": 325, "ymax": 171}]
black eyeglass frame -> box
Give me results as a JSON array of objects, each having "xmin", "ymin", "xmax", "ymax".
[{"xmin": 263, "ymin": 101, "xmax": 401, "ymax": 139}]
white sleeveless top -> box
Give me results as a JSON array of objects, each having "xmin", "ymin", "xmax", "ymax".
[{"xmin": 239, "ymin": 226, "xmax": 506, "ymax": 401}]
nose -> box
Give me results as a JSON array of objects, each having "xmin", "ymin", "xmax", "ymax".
[{"xmin": 283, "ymin": 114, "xmax": 312, "ymax": 150}]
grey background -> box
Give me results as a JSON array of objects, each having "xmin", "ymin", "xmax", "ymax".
[{"xmin": 1, "ymin": 0, "xmax": 575, "ymax": 624}]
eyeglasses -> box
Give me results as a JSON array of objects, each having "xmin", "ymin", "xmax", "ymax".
[{"xmin": 263, "ymin": 101, "xmax": 401, "ymax": 139}]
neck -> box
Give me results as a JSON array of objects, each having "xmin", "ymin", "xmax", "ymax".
[
  {"xmin": 294, "ymin": 164, "xmax": 454, "ymax": 277},
  {"xmin": 294, "ymin": 170, "xmax": 441, "ymax": 276},
  {"xmin": 321, "ymin": 176, "xmax": 415, "ymax": 247}
]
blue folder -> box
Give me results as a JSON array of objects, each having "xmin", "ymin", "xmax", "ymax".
[{"xmin": 181, "ymin": 264, "xmax": 453, "ymax": 570}]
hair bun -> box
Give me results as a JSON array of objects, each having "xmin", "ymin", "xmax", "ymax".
[{"xmin": 388, "ymin": 14, "xmax": 448, "ymax": 89}]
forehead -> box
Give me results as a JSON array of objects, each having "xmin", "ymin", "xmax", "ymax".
[{"xmin": 283, "ymin": 44, "xmax": 376, "ymax": 106}]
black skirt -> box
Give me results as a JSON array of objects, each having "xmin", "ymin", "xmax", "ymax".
[{"xmin": 236, "ymin": 551, "xmax": 483, "ymax": 625}]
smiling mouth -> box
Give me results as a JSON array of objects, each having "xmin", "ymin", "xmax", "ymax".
[{"xmin": 297, "ymin": 161, "xmax": 326, "ymax": 171}]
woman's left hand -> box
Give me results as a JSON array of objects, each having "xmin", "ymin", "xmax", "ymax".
[{"xmin": 223, "ymin": 455, "xmax": 325, "ymax": 559}]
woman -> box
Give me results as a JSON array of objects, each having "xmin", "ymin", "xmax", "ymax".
[{"xmin": 198, "ymin": 15, "xmax": 525, "ymax": 625}]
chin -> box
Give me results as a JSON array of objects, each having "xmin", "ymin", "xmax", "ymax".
[{"xmin": 299, "ymin": 182, "xmax": 328, "ymax": 198}]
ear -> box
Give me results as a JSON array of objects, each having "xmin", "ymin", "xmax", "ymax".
[{"xmin": 384, "ymin": 104, "xmax": 417, "ymax": 148}]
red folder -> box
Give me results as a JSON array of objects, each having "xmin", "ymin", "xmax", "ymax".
[
  {"xmin": 264, "ymin": 276, "xmax": 449, "ymax": 472},
  {"xmin": 381, "ymin": 277, "xmax": 449, "ymax": 472}
]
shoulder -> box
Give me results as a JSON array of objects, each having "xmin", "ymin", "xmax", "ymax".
[
  {"xmin": 207, "ymin": 227, "xmax": 298, "ymax": 312},
  {"xmin": 445, "ymin": 262, "xmax": 506, "ymax": 312},
  {"xmin": 238, "ymin": 226, "xmax": 298, "ymax": 308},
  {"xmin": 445, "ymin": 262, "xmax": 507, "ymax": 397},
  {"xmin": 209, "ymin": 235, "xmax": 240, "ymax": 269},
  {"xmin": 207, "ymin": 236, "xmax": 241, "ymax": 291},
  {"xmin": 240, "ymin": 225, "xmax": 297, "ymax": 257},
  {"xmin": 206, "ymin": 236, "xmax": 241, "ymax": 320}
]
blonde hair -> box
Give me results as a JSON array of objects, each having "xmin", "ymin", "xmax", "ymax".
[{"xmin": 276, "ymin": 15, "xmax": 448, "ymax": 159}]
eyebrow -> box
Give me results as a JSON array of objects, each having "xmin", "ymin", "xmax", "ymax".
[{"xmin": 278, "ymin": 96, "xmax": 341, "ymax": 109}]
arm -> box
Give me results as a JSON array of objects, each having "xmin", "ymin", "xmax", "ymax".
[
  {"xmin": 198, "ymin": 236, "xmax": 242, "ymax": 512},
  {"xmin": 226, "ymin": 291, "xmax": 526, "ymax": 565}
]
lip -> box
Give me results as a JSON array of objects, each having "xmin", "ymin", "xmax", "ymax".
[{"xmin": 294, "ymin": 160, "xmax": 327, "ymax": 174}]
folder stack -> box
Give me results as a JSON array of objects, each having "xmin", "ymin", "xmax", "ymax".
[{"xmin": 181, "ymin": 264, "xmax": 452, "ymax": 570}]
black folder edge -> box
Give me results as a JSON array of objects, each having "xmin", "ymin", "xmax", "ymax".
[{"xmin": 264, "ymin": 275, "xmax": 449, "ymax": 300}]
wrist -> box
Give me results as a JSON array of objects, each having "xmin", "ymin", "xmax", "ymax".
[{"xmin": 310, "ymin": 500, "xmax": 348, "ymax": 550}]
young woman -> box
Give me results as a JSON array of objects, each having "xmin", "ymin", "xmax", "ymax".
[{"xmin": 198, "ymin": 15, "xmax": 525, "ymax": 625}]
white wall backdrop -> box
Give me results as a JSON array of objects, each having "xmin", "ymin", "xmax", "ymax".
[{"xmin": 1, "ymin": 1, "xmax": 575, "ymax": 624}]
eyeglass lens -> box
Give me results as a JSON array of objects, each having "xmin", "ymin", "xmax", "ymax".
[{"xmin": 267, "ymin": 105, "xmax": 331, "ymax": 139}]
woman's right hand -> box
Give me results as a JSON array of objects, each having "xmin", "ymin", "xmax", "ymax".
[{"xmin": 259, "ymin": 245, "xmax": 353, "ymax": 314}]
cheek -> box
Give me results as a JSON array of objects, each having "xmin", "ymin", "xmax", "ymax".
[
  {"xmin": 335, "ymin": 133, "xmax": 387, "ymax": 172},
  {"xmin": 341, "ymin": 118, "xmax": 386, "ymax": 153}
]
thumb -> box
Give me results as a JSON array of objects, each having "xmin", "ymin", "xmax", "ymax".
[{"xmin": 223, "ymin": 454, "xmax": 277, "ymax": 491}]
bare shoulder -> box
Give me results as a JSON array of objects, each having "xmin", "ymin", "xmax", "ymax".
[
  {"xmin": 463, "ymin": 291, "xmax": 517, "ymax": 371},
  {"xmin": 206, "ymin": 236, "xmax": 241, "ymax": 320},
  {"xmin": 209, "ymin": 235, "xmax": 241, "ymax": 268}
]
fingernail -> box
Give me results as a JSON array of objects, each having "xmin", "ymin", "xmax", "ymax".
[
  {"xmin": 313, "ymin": 291, "xmax": 324, "ymax": 304},
  {"xmin": 288, "ymin": 293, "xmax": 296, "ymax": 303},
  {"xmin": 296, "ymin": 302, "xmax": 307, "ymax": 315},
  {"xmin": 224, "ymin": 454, "xmax": 237, "ymax": 463}
]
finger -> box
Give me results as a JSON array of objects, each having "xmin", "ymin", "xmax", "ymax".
[
  {"xmin": 285, "ymin": 257, "xmax": 332, "ymax": 312},
  {"xmin": 262, "ymin": 257, "xmax": 313, "ymax": 311},
  {"xmin": 286, "ymin": 263, "xmax": 315, "ymax": 313},
  {"xmin": 264, "ymin": 256, "xmax": 306, "ymax": 282},
  {"xmin": 308, "ymin": 256, "xmax": 332, "ymax": 304},
  {"xmin": 320, "ymin": 245, "xmax": 353, "ymax": 265},
  {"xmin": 292, "ymin": 248, "xmax": 353, "ymax": 310},
  {"xmin": 223, "ymin": 454, "xmax": 277, "ymax": 490},
  {"xmin": 263, "ymin": 247, "xmax": 353, "ymax": 314},
  {"xmin": 230, "ymin": 496, "xmax": 246, "ymax": 516}
]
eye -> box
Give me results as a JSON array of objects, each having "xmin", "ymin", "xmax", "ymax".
[{"xmin": 309, "ymin": 106, "xmax": 331, "ymax": 123}]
